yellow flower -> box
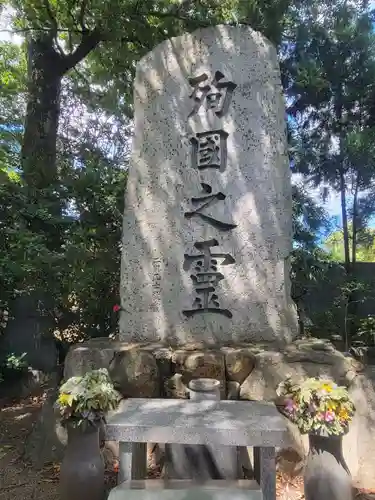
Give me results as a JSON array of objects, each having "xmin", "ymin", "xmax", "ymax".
[
  {"xmin": 338, "ymin": 408, "xmax": 349, "ymax": 421},
  {"xmin": 321, "ymin": 383, "xmax": 333, "ymax": 393},
  {"xmin": 327, "ymin": 401, "xmax": 337, "ymax": 411},
  {"xmin": 58, "ymin": 393, "xmax": 73, "ymax": 406}
]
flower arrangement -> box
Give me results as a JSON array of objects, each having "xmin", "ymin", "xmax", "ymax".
[
  {"xmin": 55, "ymin": 368, "xmax": 121, "ymax": 427},
  {"xmin": 276, "ymin": 377, "xmax": 355, "ymax": 436}
]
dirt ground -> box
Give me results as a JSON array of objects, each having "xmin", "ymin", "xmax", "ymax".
[
  {"xmin": 0, "ymin": 394, "xmax": 59, "ymax": 500},
  {"xmin": 0, "ymin": 393, "xmax": 373, "ymax": 500},
  {"xmin": 0, "ymin": 392, "xmax": 117, "ymax": 500}
]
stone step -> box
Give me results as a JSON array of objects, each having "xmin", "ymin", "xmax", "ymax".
[{"xmin": 108, "ymin": 479, "xmax": 263, "ymax": 500}]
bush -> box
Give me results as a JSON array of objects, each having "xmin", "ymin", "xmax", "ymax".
[{"xmin": 0, "ymin": 352, "xmax": 28, "ymax": 383}]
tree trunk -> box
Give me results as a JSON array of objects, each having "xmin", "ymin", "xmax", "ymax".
[
  {"xmin": 347, "ymin": 175, "xmax": 360, "ymax": 340},
  {"xmin": 340, "ymin": 169, "xmax": 351, "ymax": 273},
  {"xmin": 0, "ymin": 37, "xmax": 64, "ymax": 371},
  {"xmin": 21, "ymin": 36, "xmax": 63, "ymax": 248},
  {"xmin": 336, "ymin": 89, "xmax": 350, "ymax": 274},
  {"xmin": 351, "ymin": 176, "xmax": 359, "ymax": 269},
  {"xmin": 22, "ymin": 36, "xmax": 61, "ymax": 188},
  {"xmin": 2, "ymin": 32, "xmax": 102, "ymax": 372}
]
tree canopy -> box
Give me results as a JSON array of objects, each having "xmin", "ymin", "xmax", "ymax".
[
  {"xmin": 286, "ymin": 0, "xmax": 375, "ymax": 271},
  {"xmin": 324, "ymin": 225, "xmax": 375, "ymax": 262}
]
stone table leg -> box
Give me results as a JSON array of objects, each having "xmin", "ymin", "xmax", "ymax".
[
  {"xmin": 118, "ymin": 442, "xmax": 147, "ymax": 484},
  {"xmin": 254, "ymin": 446, "xmax": 276, "ymax": 500}
]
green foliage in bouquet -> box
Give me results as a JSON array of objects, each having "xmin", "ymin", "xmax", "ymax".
[
  {"xmin": 55, "ymin": 368, "xmax": 121, "ymax": 427},
  {"xmin": 276, "ymin": 377, "xmax": 355, "ymax": 436}
]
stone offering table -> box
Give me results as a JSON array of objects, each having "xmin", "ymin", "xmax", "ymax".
[{"xmin": 106, "ymin": 398, "xmax": 288, "ymax": 500}]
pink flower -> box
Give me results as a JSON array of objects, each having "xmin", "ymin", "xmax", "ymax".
[
  {"xmin": 285, "ymin": 398, "xmax": 297, "ymax": 413},
  {"xmin": 113, "ymin": 304, "xmax": 121, "ymax": 312},
  {"xmin": 324, "ymin": 410, "xmax": 335, "ymax": 422}
]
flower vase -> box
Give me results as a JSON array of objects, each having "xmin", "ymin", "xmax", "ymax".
[
  {"xmin": 60, "ymin": 422, "xmax": 105, "ymax": 500},
  {"xmin": 304, "ymin": 433, "xmax": 352, "ymax": 500}
]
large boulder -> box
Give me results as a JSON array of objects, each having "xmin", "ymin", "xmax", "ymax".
[
  {"xmin": 350, "ymin": 367, "xmax": 375, "ymax": 489},
  {"xmin": 147, "ymin": 346, "xmax": 173, "ymax": 396},
  {"xmin": 173, "ymin": 350, "xmax": 226, "ymax": 398},
  {"xmin": 224, "ymin": 348, "xmax": 256, "ymax": 384},
  {"xmin": 109, "ymin": 348, "xmax": 160, "ymax": 398},
  {"xmin": 164, "ymin": 373, "xmax": 189, "ymax": 399},
  {"xmin": 64, "ymin": 339, "xmax": 121, "ymax": 379},
  {"xmin": 23, "ymin": 385, "xmax": 67, "ymax": 468},
  {"xmin": 239, "ymin": 340, "xmax": 362, "ymax": 402},
  {"xmin": 226, "ymin": 381, "xmax": 240, "ymax": 400}
]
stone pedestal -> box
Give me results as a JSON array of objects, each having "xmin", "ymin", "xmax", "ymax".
[
  {"xmin": 63, "ymin": 338, "xmax": 371, "ymax": 486},
  {"xmin": 119, "ymin": 24, "xmax": 298, "ymax": 344}
]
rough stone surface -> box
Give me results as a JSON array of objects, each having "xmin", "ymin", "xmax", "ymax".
[
  {"xmin": 276, "ymin": 447, "xmax": 304, "ymax": 476},
  {"xmin": 64, "ymin": 337, "xmax": 375, "ymax": 488},
  {"xmin": 349, "ymin": 367, "xmax": 375, "ymax": 489},
  {"xmin": 225, "ymin": 348, "xmax": 256, "ymax": 384},
  {"xmin": 174, "ymin": 351, "xmax": 226, "ymax": 398},
  {"xmin": 226, "ymin": 381, "xmax": 240, "ymax": 400},
  {"xmin": 153, "ymin": 347, "xmax": 173, "ymax": 376},
  {"xmin": 119, "ymin": 24, "xmax": 298, "ymax": 344},
  {"xmin": 108, "ymin": 481, "xmax": 263, "ymax": 500},
  {"xmin": 109, "ymin": 349, "xmax": 160, "ymax": 398},
  {"xmin": 239, "ymin": 342, "xmax": 361, "ymax": 402},
  {"xmin": 106, "ymin": 399, "xmax": 288, "ymax": 447},
  {"xmin": 64, "ymin": 339, "xmax": 120, "ymax": 379},
  {"xmin": 23, "ymin": 386, "xmax": 67, "ymax": 468},
  {"xmin": 102, "ymin": 440, "xmax": 119, "ymax": 469},
  {"xmin": 164, "ymin": 373, "xmax": 189, "ymax": 399}
]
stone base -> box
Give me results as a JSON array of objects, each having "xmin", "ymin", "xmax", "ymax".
[
  {"xmin": 108, "ymin": 480, "xmax": 263, "ymax": 500},
  {"xmin": 64, "ymin": 337, "xmax": 375, "ymax": 489}
]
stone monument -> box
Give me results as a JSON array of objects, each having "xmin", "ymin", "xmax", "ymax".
[{"xmin": 120, "ymin": 24, "xmax": 298, "ymax": 344}]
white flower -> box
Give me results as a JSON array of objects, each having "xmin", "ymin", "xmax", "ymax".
[
  {"xmin": 60, "ymin": 376, "xmax": 83, "ymax": 394},
  {"xmin": 57, "ymin": 368, "xmax": 120, "ymax": 421}
]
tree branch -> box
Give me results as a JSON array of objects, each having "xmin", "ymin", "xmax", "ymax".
[
  {"xmin": 0, "ymin": 28, "xmax": 83, "ymax": 34},
  {"xmin": 79, "ymin": 0, "xmax": 89, "ymax": 31},
  {"xmin": 42, "ymin": 0, "xmax": 58, "ymax": 37},
  {"xmin": 41, "ymin": 0, "xmax": 70, "ymax": 57},
  {"xmin": 60, "ymin": 28, "xmax": 102, "ymax": 75},
  {"xmin": 140, "ymin": 9, "xmax": 210, "ymax": 28}
]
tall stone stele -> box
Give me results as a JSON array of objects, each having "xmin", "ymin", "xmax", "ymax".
[{"xmin": 120, "ymin": 24, "xmax": 298, "ymax": 345}]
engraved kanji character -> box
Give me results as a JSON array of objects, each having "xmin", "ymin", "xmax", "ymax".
[
  {"xmin": 184, "ymin": 182, "xmax": 237, "ymax": 231},
  {"xmin": 183, "ymin": 239, "xmax": 235, "ymax": 318},
  {"xmin": 190, "ymin": 130, "xmax": 228, "ymax": 172},
  {"xmin": 188, "ymin": 71, "xmax": 236, "ymax": 117}
]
